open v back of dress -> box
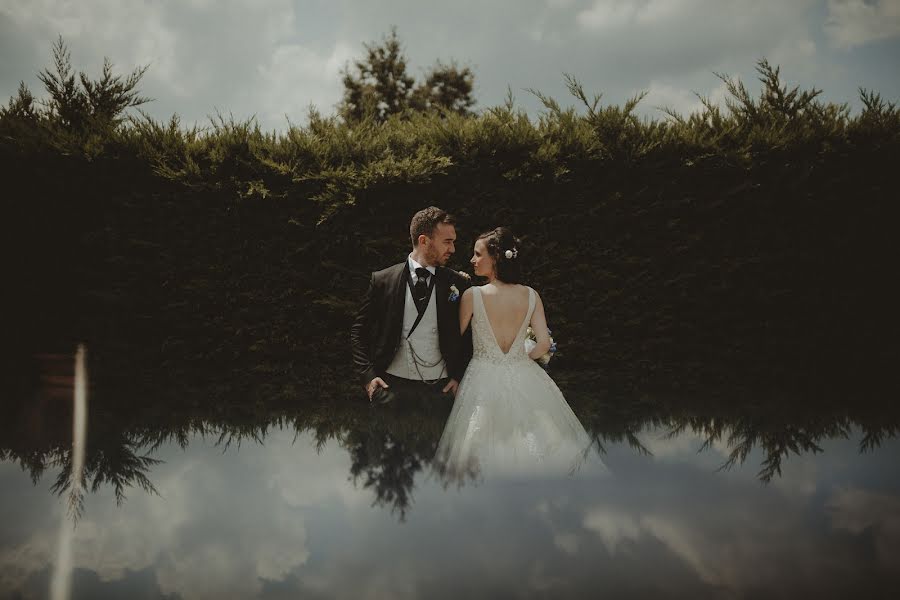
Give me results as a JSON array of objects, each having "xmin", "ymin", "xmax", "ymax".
[{"xmin": 476, "ymin": 286, "xmax": 534, "ymax": 355}]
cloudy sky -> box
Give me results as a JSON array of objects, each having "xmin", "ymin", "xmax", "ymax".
[{"xmin": 1, "ymin": 0, "xmax": 899, "ymax": 131}]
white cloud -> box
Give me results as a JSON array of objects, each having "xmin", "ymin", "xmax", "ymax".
[
  {"xmin": 575, "ymin": 0, "xmax": 694, "ymax": 29},
  {"xmin": 576, "ymin": 0, "xmax": 641, "ymax": 29},
  {"xmin": 583, "ymin": 508, "xmax": 641, "ymax": 554},
  {"xmin": 572, "ymin": 0, "xmax": 820, "ymax": 66},
  {"xmin": 825, "ymin": 0, "xmax": 900, "ymax": 48},
  {"xmin": 0, "ymin": 0, "xmax": 303, "ymax": 128},
  {"xmin": 637, "ymin": 424, "xmax": 727, "ymax": 459},
  {"xmin": 561, "ymin": 0, "xmax": 826, "ymax": 119},
  {"xmin": 256, "ymin": 41, "xmax": 355, "ymax": 127},
  {"xmin": 553, "ymin": 531, "xmax": 580, "ymax": 554},
  {"xmin": 576, "ymin": 0, "xmax": 816, "ymax": 32},
  {"xmin": 0, "ymin": 524, "xmax": 55, "ymax": 592},
  {"xmin": 2, "ymin": 0, "xmax": 894, "ymax": 130},
  {"xmin": 581, "ymin": 504, "xmax": 825, "ymax": 591},
  {"xmin": 640, "ymin": 515, "xmax": 722, "ymax": 584},
  {"xmin": 826, "ymin": 487, "xmax": 900, "ymax": 567},
  {"xmin": 643, "ymin": 81, "xmax": 708, "ymax": 116},
  {"xmin": 0, "ymin": 429, "xmax": 365, "ymax": 599}
]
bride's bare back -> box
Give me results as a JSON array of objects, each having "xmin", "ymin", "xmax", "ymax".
[
  {"xmin": 459, "ymin": 282, "xmax": 552, "ymax": 359},
  {"xmin": 478, "ymin": 284, "xmax": 531, "ymax": 353}
]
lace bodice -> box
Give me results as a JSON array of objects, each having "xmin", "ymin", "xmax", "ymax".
[{"xmin": 471, "ymin": 286, "xmax": 535, "ymax": 364}]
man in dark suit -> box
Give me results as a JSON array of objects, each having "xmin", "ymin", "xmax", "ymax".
[{"xmin": 351, "ymin": 207, "xmax": 473, "ymax": 403}]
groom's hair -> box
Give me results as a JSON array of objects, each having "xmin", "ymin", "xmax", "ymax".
[{"xmin": 410, "ymin": 206, "xmax": 455, "ymax": 247}]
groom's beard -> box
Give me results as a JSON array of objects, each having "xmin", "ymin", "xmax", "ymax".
[{"xmin": 427, "ymin": 248, "xmax": 451, "ymax": 266}]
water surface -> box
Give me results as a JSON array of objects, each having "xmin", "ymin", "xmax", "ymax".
[{"xmin": 1, "ymin": 353, "xmax": 898, "ymax": 599}]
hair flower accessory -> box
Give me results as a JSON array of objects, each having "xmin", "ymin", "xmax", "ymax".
[{"xmin": 504, "ymin": 248, "xmax": 518, "ymax": 259}]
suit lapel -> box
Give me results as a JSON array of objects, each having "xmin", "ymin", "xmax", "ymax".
[{"xmin": 390, "ymin": 262, "xmax": 408, "ymax": 339}]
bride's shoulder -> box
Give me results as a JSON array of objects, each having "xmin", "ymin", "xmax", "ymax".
[{"xmin": 522, "ymin": 285, "xmax": 542, "ymax": 304}]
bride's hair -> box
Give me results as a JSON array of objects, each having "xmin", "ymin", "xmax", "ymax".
[{"xmin": 477, "ymin": 227, "xmax": 523, "ymax": 284}]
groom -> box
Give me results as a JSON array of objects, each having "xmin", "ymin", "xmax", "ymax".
[{"xmin": 351, "ymin": 206, "xmax": 472, "ymax": 403}]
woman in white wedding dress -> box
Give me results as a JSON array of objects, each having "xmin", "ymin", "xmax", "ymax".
[{"xmin": 434, "ymin": 227, "xmax": 600, "ymax": 483}]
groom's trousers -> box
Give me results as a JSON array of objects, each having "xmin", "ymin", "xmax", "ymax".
[{"xmin": 372, "ymin": 373, "xmax": 453, "ymax": 406}]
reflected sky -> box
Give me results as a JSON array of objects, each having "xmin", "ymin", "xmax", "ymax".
[{"xmin": 2, "ymin": 418, "xmax": 899, "ymax": 599}]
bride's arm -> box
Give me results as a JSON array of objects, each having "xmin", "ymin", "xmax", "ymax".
[
  {"xmin": 528, "ymin": 290, "xmax": 552, "ymax": 360},
  {"xmin": 459, "ymin": 288, "xmax": 474, "ymax": 335}
]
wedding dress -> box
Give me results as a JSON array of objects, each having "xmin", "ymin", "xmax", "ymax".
[{"xmin": 434, "ymin": 286, "xmax": 600, "ymax": 483}]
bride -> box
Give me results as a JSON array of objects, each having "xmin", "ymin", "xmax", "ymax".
[{"xmin": 434, "ymin": 227, "xmax": 599, "ymax": 483}]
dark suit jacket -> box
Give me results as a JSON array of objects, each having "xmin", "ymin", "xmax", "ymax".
[{"xmin": 350, "ymin": 261, "xmax": 473, "ymax": 386}]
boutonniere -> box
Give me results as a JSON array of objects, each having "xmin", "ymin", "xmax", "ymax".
[{"xmin": 448, "ymin": 285, "xmax": 460, "ymax": 302}]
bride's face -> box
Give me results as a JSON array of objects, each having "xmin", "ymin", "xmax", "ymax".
[{"xmin": 471, "ymin": 239, "xmax": 494, "ymax": 278}]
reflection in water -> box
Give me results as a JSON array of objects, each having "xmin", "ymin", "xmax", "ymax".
[
  {"xmin": 664, "ymin": 408, "xmax": 900, "ymax": 483},
  {"xmin": 344, "ymin": 397, "xmax": 452, "ymax": 520},
  {"xmin": 50, "ymin": 345, "xmax": 88, "ymax": 600},
  {"xmin": 1, "ymin": 351, "xmax": 899, "ymax": 597},
  {"xmin": 0, "ymin": 367, "xmax": 896, "ymax": 522}
]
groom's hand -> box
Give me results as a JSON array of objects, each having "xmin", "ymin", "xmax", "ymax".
[
  {"xmin": 443, "ymin": 378, "xmax": 460, "ymax": 396},
  {"xmin": 366, "ymin": 377, "xmax": 389, "ymax": 401}
]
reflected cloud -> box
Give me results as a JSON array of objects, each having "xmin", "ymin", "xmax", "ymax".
[
  {"xmin": 826, "ymin": 487, "xmax": 900, "ymax": 568},
  {"xmin": 583, "ymin": 508, "xmax": 641, "ymax": 555},
  {"xmin": 1, "ymin": 420, "xmax": 899, "ymax": 598},
  {"xmin": 552, "ymin": 531, "xmax": 579, "ymax": 555},
  {"xmin": 2, "ymin": 360, "xmax": 900, "ymax": 598},
  {"xmin": 0, "ymin": 430, "xmax": 358, "ymax": 599}
]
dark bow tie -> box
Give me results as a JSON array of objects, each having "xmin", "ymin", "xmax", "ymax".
[{"xmin": 414, "ymin": 267, "xmax": 430, "ymax": 282}]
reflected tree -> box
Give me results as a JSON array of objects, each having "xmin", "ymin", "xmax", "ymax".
[
  {"xmin": 342, "ymin": 398, "xmax": 452, "ymax": 521},
  {"xmin": 49, "ymin": 432, "xmax": 161, "ymax": 521},
  {"xmin": 3, "ymin": 364, "xmax": 899, "ymax": 519}
]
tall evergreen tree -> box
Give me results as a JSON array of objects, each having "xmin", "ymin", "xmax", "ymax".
[
  {"xmin": 1, "ymin": 81, "xmax": 39, "ymax": 121},
  {"xmin": 339, "ymin": 28, "xmax": 475, "ymax": 123},
  {"xmin": 36, "ymin": 35, "xmax": 150, "ymax": 132},
  {"xmin": 410, "ymin": 61, "xmax": 475, "ymax": 116},
  {"xmin": 340, "ymin": 28, "xmax": 415, "ymax": 123}
]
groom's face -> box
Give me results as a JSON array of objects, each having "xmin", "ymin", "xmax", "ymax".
[{"xmin": 425, "ymin": 223, "xmax": 456, "ymax": 266}]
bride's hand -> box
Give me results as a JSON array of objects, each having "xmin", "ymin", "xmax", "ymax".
[{"xmin": 527, "ymin": 291, "xmax": 552, "ymax": 359}]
